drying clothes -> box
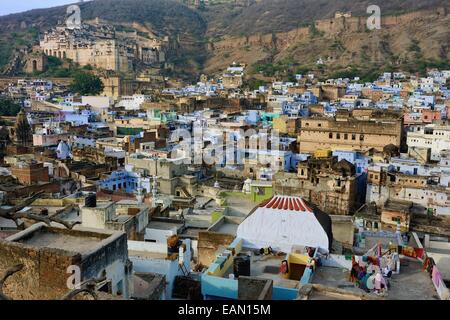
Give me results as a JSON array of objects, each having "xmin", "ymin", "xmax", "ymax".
[
  {"xmin": 367, "ymin": 256, "xmax": 379, "ymax": 266},
  {"xmin": 360, "ymin": 274, "xmax": 371, "ymax": 290},
  {"xmin": 366, "ymin": 275, "xmax": 375, "ymax": 290},
  {"xmin": 374, "ymin": 273, "xmax": 387, "ymax": 292},
  {"xmin": 374, "ymin": 273, "xmax": 383, "ymax": 291},
  {"xmin": 357, "ymin": 270, "xmax": 366, "ymax": 280}
]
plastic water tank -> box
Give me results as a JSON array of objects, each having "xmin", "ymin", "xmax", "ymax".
[
  {"xmin": 233, "ymin": 254, "xmax": 251, "ymax": 278},
  {"xmin": 85, "ymin": 193, "xmax": 97, "ymax": 208}
]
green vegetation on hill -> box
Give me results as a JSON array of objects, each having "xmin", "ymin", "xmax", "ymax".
[
  {"xmin": 0, "ymin": 99, "xmax": 21, "ymax": 117},
  {"xmin": 70, "ymin": 72, "xmax": 105, "ymax": 95},
  {"xmin": 404, "ymin": 58, "xmax": 450, "ymax": 76},
  {"xmin": 29, "ymin": 56, "xmax": 94, "ymax": 78}
]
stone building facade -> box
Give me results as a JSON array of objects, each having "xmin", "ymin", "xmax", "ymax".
[
  {"xmin": 298, "ymin": 111, "xmax": 403, "ymax": 154},
  {"xmin": 11, "ymin": 160, "xmax": 50, "ymax": 185},
  {"xmin": 39, "ymin": 22, "xmax": 167, "ymax": 74},
  {"xmin": 273, "ymin": 155, "xmax": 358, "ymax": 215},
  {"xmin": 23, "ymin": 50, "xmax": 48, "ymax": 74},
  {"xmin": 0, "ymin": 224, "xmax": 131, "ymax": 300},
  {"xmin": 366, "ymin": 166, "xmax": 450, "ymax": 216}
]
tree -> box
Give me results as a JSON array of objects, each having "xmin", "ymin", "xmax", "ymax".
[
  {"xmin": 70, "ymin": 72, "xmax": 104, "ymax": 96},
  {"xmin": 0, "ymin": 99, "xmax": 21, "ymax": 116}
]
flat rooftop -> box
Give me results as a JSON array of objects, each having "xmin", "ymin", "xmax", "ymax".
[
  {"xmin": 6, "ymin": 224, "xmax": 120, "ymax": 255},
  {"xmin": 387, "ymin": 257, "xmax": 439, "ymax": 300},
  {"xmin": 312, "ymin": 266, "xmax": 367, "ymax": 295},
  {"xmin": 311, "ymin": 257, "xmax": 439, "ymax": 300},
  {"xmin": 128, "ymin": 250, "xmax": 168, "ymax": 260},
  {"xmin": 222, "ymin": 249, "xmax": 300, "ymax": 290},
  {"xmin": 147, "ymin": 221, "xmax": 183, "ymax": 231},
  {"xmin": 17, "ymin": 229, "xmax": 103, "ymax": 253},
  {"xmin": 207, "ymin": 216, "xmax": 242, "ymax": 236},
  {"xmin": 213, "ymin": 222, "xmax": 239, "ymax": 235}
]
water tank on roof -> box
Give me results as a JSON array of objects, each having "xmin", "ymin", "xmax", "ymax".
[
  {"xmin": 85, "ymin": 193, "xmax": 97, "ymax": 208},
  {"xmin": 233, "ymin": 254, "xmax": 251, "ymax": 278}
]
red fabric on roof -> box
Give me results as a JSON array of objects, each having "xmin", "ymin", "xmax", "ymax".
[
  {"xmin": 263, "ymin": 196, "xmax": 312, "ymax": 213},
  {"xmin": 300, "ymin": 198, "xmax": 313, "ymax": 213},
  {"xmin": 288, "ymin": 198, "xmax": 294, "ymax": 211},
  {"xmin": 265, "ymin": 196, "xmax": 277, "ymax": 208},
  {"xmin": 295, "ymin": 198, "xmax": 306, "ymax": 211},
  {"xmin": 293, "ymin": 198, "xmax": 300, "ymax": 211},
  {"xmin": 278, "ymin": 197, "xmax": 284, "ymax": 210},
  {"xmin": 271, "ymin": 197, "xmax": 281, "ymax": 209}
]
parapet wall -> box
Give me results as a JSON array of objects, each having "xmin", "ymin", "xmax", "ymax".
[{"xmin": 0, "ymin": 239, "xmax": 81, "ymax": 300}]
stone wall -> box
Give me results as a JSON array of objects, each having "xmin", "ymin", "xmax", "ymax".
[
  {"xmin": 330, "ymin": 215, "xmax": 355, "ymax": 248},
  {"xmin": 0, "ymin": 225, "xmax": 129, "ymax": 300},
  {"xmin": 273, "ymin": 172, "xmax": 357, "ymax": 215},
  {"xmin": 299, "ymin": 118, "xmax": 403, "ymax": 153},
  {"xmin": 0, "ymin": 240, "xmax": 81, "ymax": 300}
]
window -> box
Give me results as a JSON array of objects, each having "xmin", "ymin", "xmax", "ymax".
[
  {"xmin": 352, "ymin": 134, "xmax": 356, "ymax": 140},
  {"xmin": 337, "ymin": 133, "xmax": 341, "ymax": 139},
  {"xmin": 329, "ymin": 133, "xmax": 333, "ymax": 139},
  {"xmin": 344, "ymin": 134, "xmax": 348, "ymax": 140},
  {"xmin": 360, "ymin": 134, "xmax": 364, "ymax": 141},
  {"xmin": 318, "ymin": 123, "xmax": 322, "ymax": 127}
]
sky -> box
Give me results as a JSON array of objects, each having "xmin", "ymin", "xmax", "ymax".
[{"xmin": 0, "ymin": 0, "xmax": 90, "ymax": 17}]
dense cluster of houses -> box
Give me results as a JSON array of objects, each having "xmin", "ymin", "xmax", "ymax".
[{"xmin": 0, "ymin": 63, "xmax": 450, "ymax": 300}]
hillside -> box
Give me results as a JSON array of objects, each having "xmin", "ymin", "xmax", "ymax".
[
  {"xmin": 205, "ymin": 7, "xmax": 450, "ymax": 80},
  {"xmin": 0, "ymin": 0, "xmax": 207, "ymax": 77},
  {"xmin": 200, "ymin": 0, "xmax": 449, "ymax": 36},
  {"xmin": 0, "ymin": 0, "xmax": 448, "ymax": 80}
]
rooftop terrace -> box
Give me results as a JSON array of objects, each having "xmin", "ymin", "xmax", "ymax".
[{"xmin": 5, "ymin": 223, "xmax": 120, "ymax": 255}]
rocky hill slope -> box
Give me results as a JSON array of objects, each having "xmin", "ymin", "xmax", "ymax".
[{"xmin": 0, "ymin": 0, "xmax": 448, "ymax": 80}]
